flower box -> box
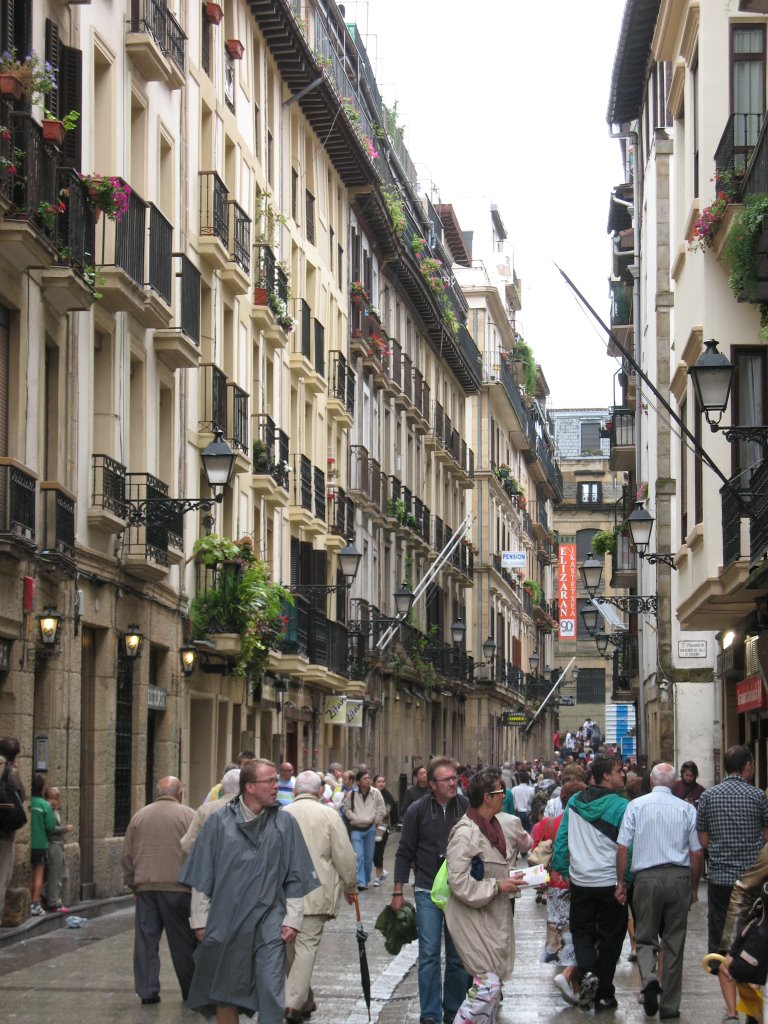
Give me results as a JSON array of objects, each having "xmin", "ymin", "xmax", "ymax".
[
  {"xmin": 42, "ymin": 119, "xmax": 65, "ymax": 147},
  {"xmin": 253, "ymin": 286, "xmax": 268, "ymax": 306},
  {"xmin": 205, "ymin": 2, "xmax": 224, "ymax": 24},
  {"xmin": 225, "ymin": 39, "xmax": 245, "ymax": 60},
  {"xmin": 0, "ymin": 73, "xmax": 24, "ymax": 101}
]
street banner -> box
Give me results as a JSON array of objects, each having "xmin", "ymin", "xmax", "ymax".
[
  {"xmin": 558, "ymin": 543, "xmax": 577, "ymax": 640},
  {"xmin": 324, "ymin": 695, "xmax": 347, "ymax": 724},
  {"xmin": 346, "ymin": 700, "xmax": 363, "ymax": 727}
]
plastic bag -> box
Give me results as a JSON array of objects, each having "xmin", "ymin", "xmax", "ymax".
[{"xmin": 431, "ymin": 859, "xmax": 450, "ymax": 909}]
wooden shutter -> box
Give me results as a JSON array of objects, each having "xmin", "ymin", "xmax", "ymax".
[
  {"xmin": 0, "ymin": 304, "xmax": 8, "ymax": 458},
  {"xmin": 290, "ymin": 537, "xmax": 300, "ymax": 588},
  {"xmin": 299, "ymin": 541, "xmax": 313, "ymax": 585},
  {"xmin": 45, "ymin": 19, "xmax": 60, "ymax": 118},
  {"xmin": 60, "ymin": 45, "xmax": 82, "ymax": 168},
  {"xmin": 312, "ymin": 549, "xmax": 327, "ymax": 588}
]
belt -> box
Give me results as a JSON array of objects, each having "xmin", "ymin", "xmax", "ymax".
[{"xmin": 349, "ymin": 824, "xmax": 374, "ymax": 832}]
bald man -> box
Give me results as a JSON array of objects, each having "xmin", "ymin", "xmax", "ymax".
[{"xmin": 121, "ymin": 776, "xmax": 196, "ymax": 1005}]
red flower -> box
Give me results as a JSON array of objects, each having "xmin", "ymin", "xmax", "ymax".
[
  {"xmin": 1, "ymin": 130, "xmax": 10, "ymax": 141},
  {"xmin": 7, "ymin": 165, "xmax": 16, "ymax": 174}
]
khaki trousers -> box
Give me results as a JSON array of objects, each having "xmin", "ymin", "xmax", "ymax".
[{"xmin": 284, "ymin": 913, "xmax": 329, "ymax": 1011}]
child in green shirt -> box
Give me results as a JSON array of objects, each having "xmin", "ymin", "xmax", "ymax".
[{"xmin": 29, "ymin": 773, "xmax": 56, "ymax": 917}]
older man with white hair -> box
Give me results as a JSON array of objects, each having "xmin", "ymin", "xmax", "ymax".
[
  {"xmin": 616, "ymin": 762, "xmax": 703, "ymax": 1020},
  {"xmin": 181, "ymin": 768, "xmax": 241, "ymax": 854},
  {"xmin": 283, "ymin": 770, "xmax": 358, "ymax": 1022}
]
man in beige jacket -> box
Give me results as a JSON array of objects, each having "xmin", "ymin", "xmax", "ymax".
[
  {"xmin": 283, "ymin": 770, "xmax": 358, "ymax": 1022},
  {"xmin": 181, "ymin": 768, "xmax": 240, "ymax": 854},
  {"xmin": 121, "ymin": 776, "xmax": 195, "ymax": 1005}
]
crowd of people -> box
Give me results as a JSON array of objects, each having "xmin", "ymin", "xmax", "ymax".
[{"xmin": 3, "ymin": 733, "xmax": 768, "ymax": 1024}]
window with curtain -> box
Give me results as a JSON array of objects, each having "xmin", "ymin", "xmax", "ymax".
[
  {"xmin": 580, "ymin": 421, "xmax": 601, "ymax": 455},
  {"xmin": 732, "ymin": 25, "xmax": 766, "ymax": 164},
  {"xmin": 733, "ymin": 348, "xmax": 766, "ymax": 488},
  {"xmin": 577, "ymin": 482, "xmax": 603, "ymax": 504}
]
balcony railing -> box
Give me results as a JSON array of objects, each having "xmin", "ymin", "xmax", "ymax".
[
  {"xmin": 96, "ymin": 182, "xmax": 147, "ymax": 286},
  {"xmin": 124, "ymin": 472, "xmax": 173, "ymax": 565},
  {"xmin": 199, "ymin": 171, "xmax": 229, "ymax": 246},
  {"xmin": 199, "ymin": 363, "xmax": 228, "ymax": 434},
  {"xmin": 166, "ymin": 10, "xmax": 186, "ymax": 71},
  {"xmin": 92, "ymin": 454, "xmax": 127, "ymax": 518},
  {"xmin": 609, "ymin": 407, "xmax": 635, "ymax": 447},
  {"xmin": 715, "ymin": 112, "xmax": 763, "ymax": 198},
  {"xmin": 305, "ymin": 190, "xmax": 315, "ymax": 245},
  {"xmin": 253, "ymin": 413, "xmax": 290, "ymax": 487},
  {"xmin": 314, "ymin": 319, "xmax": 325, "ymax": 377},
  {"xmin": 295, "ymin": 454, "xmax": 313, "ymax": 511},
  {"xmin": 314, "ymin": 465, "xmax": 326, "ymax": 522},
  {"xmin": 744, "ymin": 111, "xmax": 768, "ymax": 197},
  {"xmin": 178, "ymin": 254, "xmax": 201, "ymax": 343},
  {"xmin": 148, "ymin": 204, "xmax": 173, "ymax": 304},
  {"xmin": 228, "ymin": 200, "xmax": 251, "ymax": 273},
  {"xmin": 129, "ymin": 0, "xmax": 186, "ymax": 70},
  {"xmin": 610, "ymin": 281, "xmax": 633, "ymax": 327},
  {"xmin": 328, "ymin": 486, "xmax": 355, "ymax": 542},
  {"xmin": 256, "ymin": 243, "xmax": 277, "ymax": 292},
  {"xmin": 227, "ymin": 383, "xmax": 249, "ymax": 453},
  {"xmin": 749, "ymin": 461, "xmax": 768, "ymax": 567},
  {"xmin": 299, "ymin": 299, "xmax": 311, "ymax": 361},
  {"xmin": 329, "ymin": 351, "xmax": 355, "ymax": 415},
  {"xmin": 497, "ymin": 356, "xmax": 534, "ymax": 446},
  {"xmin": 0, "ymin": 460, "xmax": 36, "ymax": 541},
  {"xmin": 282, "ymin": 598, "xmax": 350, "ymax": 678},
  {"xmin": 42, "ymin": 485, "xmax": 75, "ymax": 558}
]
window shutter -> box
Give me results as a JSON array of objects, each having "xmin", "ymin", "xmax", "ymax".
[
  {"xmin": 299, "ymin": 541, "xmax": 313, "ymax": 585},
  {"xmin": 312, "ymin": 549, "xmax": 327, "ymax": 588},
  {"xmin": 45, "ymin": 19, "xmax": 60, "ymax": 118},
  {"xmin": 290, "ymin": 537, "xmax": 300, "ymax": 588},
  {"xmin": 60, "ymin": 45, "xmax": 82, "ymax": 168}
]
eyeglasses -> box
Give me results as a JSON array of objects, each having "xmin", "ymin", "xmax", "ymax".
[
  {"xmin": 487, "ymin": 789, "xmax": 506, "ymax": 796},
  {"xmin": 251, "ymin": 776, "xmax": 278, "ymax": 785},
  {"xmin": 433, "ymin": 774, "xmax": 458, "ymax": 783}
]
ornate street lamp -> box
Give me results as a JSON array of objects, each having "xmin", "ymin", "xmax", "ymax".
[
  {"xmin": 688, "ymin": 339, "xmax": 768, "ymax": 445},
  {"xmin": 393, "ymin": 582, "xmax": 415, "ymax": 617},
  {"xmin": 579, "ymin": 555, "xmax": 604, "ymax": 597},
  {"xmin": 179, "ymin": 643, "xmax": 198, "ymax": 676},
  {"xmin": 627, "ymin": 501, "xmax": 677, "ymax": 569},
  {"xmin": 37, "ymin": 608, "xmax": 61, "ymax": 646},
  {"xmin": 120, "ymin": 625, "xmax": 144, "ymax": 659},
  {"xmin": 338, "ymin": 541, "xmax": 362, "ymax": 583},
  {"xmin": 450, "ymin": 617, "xmax": 466, "ymax": 648}
]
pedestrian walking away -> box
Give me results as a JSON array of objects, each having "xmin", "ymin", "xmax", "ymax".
[
  {"xmin": 179, "ymin": 758, "xmax": 319, "ymax": 1024},
  {"xmin": 283, "ymin": 770, "xmax": 358, "ymax": 1022},
  {"xmin": 616, "ymin": 762, "xmax": 703, "ymax": 1020},
  {"xmin": 696, "ymin": 745, "xmax": 768, "ymax": 1024},
  {"xmin": 551, "ymin": 754, "xmax": 629, "ymax": 1011},
  {"xmin": 121, "ymin": 775, "xmax": 197, "ymax": 1005},
  {"xmin": 391, "ymin": 755, "xmax": 471, "ymax": 1024},
  {"xmin": 0, "ymin": 736, "xmax": 25, "ymax": 925}
]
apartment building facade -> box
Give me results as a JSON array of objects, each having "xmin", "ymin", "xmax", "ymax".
[
  {"xmin": 605, "ymin": 0, "xmax": 766, "ymax": 783},
  {"xmin": 0, "ymin": 0, "xmax": 562, "ymax": 921}
]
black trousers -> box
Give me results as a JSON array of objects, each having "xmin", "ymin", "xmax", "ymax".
[
  {"xmin": 134, "ymin": 890, "xmax": 196, "ymax": 1000},
  {"xmin": 569, "ymin": 883, "xmax": 628, "ymax": 1001}
]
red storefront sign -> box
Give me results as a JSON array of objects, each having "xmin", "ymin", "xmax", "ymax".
[
  {"xmin": 736, "ymin": 674, "xmax": 768, "ymax": 713},
  {"xmin": 558, "ymin": 543, "xmax": 577, "ymax": 641}
]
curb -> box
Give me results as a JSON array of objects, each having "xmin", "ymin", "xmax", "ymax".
[{"xmin": 0, "ymin": 894, "xmax": 133, "ymax": 951}]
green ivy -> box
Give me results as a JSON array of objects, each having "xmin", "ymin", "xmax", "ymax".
[{"xmin": 723, "ymin": 192, "xmax": 768, "ymax": 302}]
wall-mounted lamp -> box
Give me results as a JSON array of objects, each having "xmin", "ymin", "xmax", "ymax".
[
  {"xmin": 37, "ymin": 608, "xmax": 61, "ymax": 646},
  {"xmin": 450, "ymin": 617, "xmax": 466, "ymax": 648},
  {"xmin": 120, "ymin": 625, "xmax": 144, "ymax": 659},
  {"xmin": 0, "ymin": 637, "xmax": 11, "ymax": 676},
  {"xmin": 179, "ymin": 643, "xmax": 198, "ymax": 676},
  {"xmin": 627, "ymin": 501, "xmax": 677, "ymax": 569},
  {"xmin": 529, "ymin": 649, "xmax": 540, "ymax": 674},
  {"xmin": 688, "ymin": 339, "xmax": 768, "ymax": 446}
]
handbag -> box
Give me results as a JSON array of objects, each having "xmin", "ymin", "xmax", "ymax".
[
  {"xmin": 728, "ymin": 884, "xmax": 768, "ymax": 986},
  {"xmin": 527, "ymin": 817, "xmax": 554, "ymax": 869}
]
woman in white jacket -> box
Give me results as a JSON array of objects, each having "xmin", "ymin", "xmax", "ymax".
[{"xmin": 444, "ymin": 768, "xmax": 527, "ymax": 1024}]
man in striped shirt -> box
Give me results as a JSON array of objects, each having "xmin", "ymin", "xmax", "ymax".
[
  {"xmin": 616, "ymin": 763, "xmax": 702, "ymax": 1020},
  {"xmin": 277, "ymin": 762, "xmax": 296, "ymax": 806}
]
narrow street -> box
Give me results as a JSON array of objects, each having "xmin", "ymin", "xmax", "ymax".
[{"xmin": 0, "ymin": 843, "xmax": 724, "ymax": 1024}]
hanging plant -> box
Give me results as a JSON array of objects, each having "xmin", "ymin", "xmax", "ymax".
[{"xmin": 722, "ymin": 192, "xmax": 768, "ymax": 302}]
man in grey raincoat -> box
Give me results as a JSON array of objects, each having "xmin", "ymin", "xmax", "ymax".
[{"xmin": 179, "ymin": 758, "xmax": 319, "ymax": 1024}]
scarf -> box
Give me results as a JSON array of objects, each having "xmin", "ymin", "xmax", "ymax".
[{"xmin": 467, "ymin": 807, "xmax": 507, "ymax": 857}]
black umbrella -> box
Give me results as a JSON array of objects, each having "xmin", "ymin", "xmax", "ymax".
[{"xmin": 352, "ymin": 893, "xmax": 372, "ymax": 1020}]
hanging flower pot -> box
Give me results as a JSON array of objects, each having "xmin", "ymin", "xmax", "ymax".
[
  {"xmin": 225, "ymin": 39, "xmax": 245, "ymax": 60},
  {"xmin": 42, "ymin": 119, "xmax": 65, "ymax": 147},
  {"xmin": 0, "ymin": 73, "xmax": 24, "ymax": 101},
  {"xmin": 205, "ymin": 2, "xmax": 224, "ymax": 24}
]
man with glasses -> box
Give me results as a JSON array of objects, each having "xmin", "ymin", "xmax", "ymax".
[
  {"xmin": 180, "ymin": 758, "xmax": 319, "ymax": 1024},
  {"xmin": 391, "ymin": 756, "xmax": 470, "ymax": 1024}
]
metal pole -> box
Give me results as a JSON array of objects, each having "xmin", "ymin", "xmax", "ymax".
[{"xmin": 523, "ymin": 657, "xmax": 576, "ymax": 735}]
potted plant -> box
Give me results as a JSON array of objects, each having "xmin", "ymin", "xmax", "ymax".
[
  {"xmin": 37, "ymin": 198, "xmax": 66, "ymax": 231},
  {"xmin": 204, "ymin": 1, "xmax": 224, "ymax": 24},
  {"xmin": 225, "ymin": 39, "xmax": 245, "ymax": 60},
  {"xmin": 192, "ymin": 533, "xmax": 241, "ymax": 567},
  {"xmin": 350, "ymin": 280, "xmax": 369, "ymax": 307},
  {"xmin": 80, "ymin": 174, "xmax": 132, "ymax": 222},
  {"xmin": 591, "ymin": 530, "xmax": 616, "ymax": 556},
  {"xmin": 0, "ymin": 49, "xmax": 56, "ymax": 102},
  {"xmin": 267, "ymin": 291, "xmax": 296, "ymax": 332},
  {"xmin": 522, "ymin": 578, "xmax": 544, "ymax": 604},
  {"xmin": 41, "ymin": 108, "xmax": 78, "ymax": 148}
]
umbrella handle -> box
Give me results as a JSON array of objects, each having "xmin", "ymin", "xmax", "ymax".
[{"xmin": 353, "ymin": 892, "xmax": 362, "ymax": 923}]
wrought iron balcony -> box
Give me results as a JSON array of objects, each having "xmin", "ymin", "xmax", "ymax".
[
  {"xmin": 328, "ymin": 351, "xmax": 355, "ymax": 417},
  {"xmin": 227, "ymin": 200, "xmax": 251, "ymax": 274},
  {"xmin": 749, "ymin": 460, "xmax": 768, "ymax": 571},
  {"xmin": 328, "ymin": 485, "xmax": 355, "ymax": 542},
  {"xmin": 609, "ymin": 281, "xmax": 633, "ymax": 357},
  {"xmin": 123, "ymin": 472, "xmax": 176, "ymax": 577},
  {"xmin": 253, "ymin": 413, "xmax": 290, "ymax": 488},
  {"xmin": 610, "ymin": 530, "xmax": 637, "ymax": 588},
  {"xmin": 0, "ymin": 459, "xmax": 36, "ymax": 543},
  {"xmin": 715, "ymin": 112, "xmax": 763, "ymax": 199},
  {"xmin": 348, "ymin": 445, "xmax": 385, "ymax": 514},
  {"xmin": 199, "ymin": 363, "xmax": 228, "ymax": 434},
  {"xmin": 127, "ymin": 0, "xmax": 186, "ymax": 86},
  {"xmin": 199, "ymin": 171, "xmax": 229, "ymax": 247},
  {"xmin": 608, "ymin": 407, "xmax": 635, "ymax": 473},
  {"xmin": 281, "ymin": 597, "xmax": 350, "ymax": 678},
  {"xmin": 91, "ymin": 454, "xmax": 127, "ymax": 519},
  {"xmin": 148, "ymin": 204, "xmax": 173, "ymax": 305},
  {"xmin": 41, "ymin": 484, "xmax": 75, "ymax": 560},
  {"xmin": 227, "ymin": 383, "xmax": 249, "ymax": 454}
]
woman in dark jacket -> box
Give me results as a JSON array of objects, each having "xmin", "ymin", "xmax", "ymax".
[
  {"xmin": 372, "ymin": 774, "xmax": 398, "ymax": 886},
  {"xmin": 671, "ymin": 761, "xmax": 705, "ymax": 807}
]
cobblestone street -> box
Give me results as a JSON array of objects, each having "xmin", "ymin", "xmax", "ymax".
[{"xmin": 0, "ymin": 842, "xmax": 737, "ymax": 1024}]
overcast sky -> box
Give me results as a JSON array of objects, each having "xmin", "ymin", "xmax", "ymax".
[{"xmin": 347, "ymin": 0, "xmax": 627, "ymax": 411}]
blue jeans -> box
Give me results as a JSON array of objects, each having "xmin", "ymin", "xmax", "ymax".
[
  {"xmin": 415, "ymin": 889, "xmax": 471, "ymax": 1024},
  {"xmin": 350, "ymin": 826, "xmax": 375, "ymax": 886}
]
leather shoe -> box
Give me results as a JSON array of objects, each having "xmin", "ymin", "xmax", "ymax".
[
  {"xmin": 643, "ymin": 980, "xmax": 661, "ymax": 1016},
  {"xmin": 659, "ymin": 1014, "xmax": 680, "ymax": 1020},
  {"xmin": 140, "ymin": 996, "xmax": 160, "ymax": 1005},
  {"xmin": 284, "ymin": 1010, "xmax": 304, "ymax": 1024}
]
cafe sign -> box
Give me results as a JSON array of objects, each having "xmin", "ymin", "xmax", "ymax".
[{"xmin": 736, "ymin": 674, "xmax": 767, "ymax": 714}]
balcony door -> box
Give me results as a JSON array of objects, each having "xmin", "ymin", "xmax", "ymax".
[
  {"xmin": 731, "ymin": 24, "xmax": 766, "ymax": 170},
  {"xmin": 732, "ymin": 347, "xmax": 767, "ymax": 488}
]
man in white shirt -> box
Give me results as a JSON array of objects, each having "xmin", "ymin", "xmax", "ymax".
[
  {"xmin": 616, "ymin": 763, "xmax": 703, "ymax": 1020},
  {"xmin": 509, "ymin": 772, "xmax": 535, "ymax": 831}
]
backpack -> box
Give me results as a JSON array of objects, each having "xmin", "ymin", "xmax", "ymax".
[{"xmin": 0, "ymin": 762, "xmax": 27, "ymax": 833}]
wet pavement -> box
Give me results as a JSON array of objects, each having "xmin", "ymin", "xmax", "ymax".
[{"xmin": 0, "ymin": 841, "xmax": 753, "ymax": 1024}]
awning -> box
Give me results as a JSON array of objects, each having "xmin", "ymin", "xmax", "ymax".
[{"xmin": 591, "ymin": 598, "xmax": 628, "ymax": 631}]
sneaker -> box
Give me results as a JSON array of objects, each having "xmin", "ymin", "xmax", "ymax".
[
  {"xmin": 380, "ymin": 868, "xmax": 389, "ymax": 880},
  {"xmin": 578, "ymin": 972, "xmax": 599, "ymax": 1009},
  {"xmin": 553, "ymin": 973, "xmax": 578, "ymax": 1006},
  {"xmin": 29, "ymin": 902, "xmax": 46, "ymax": 917},
  {"xmin": 372, "ymin": 878, "xmax": 381, "ymax": 887},
  {"xmin": 642, "ymin": 980, "xmax": 661, "ymax": 1016}
]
